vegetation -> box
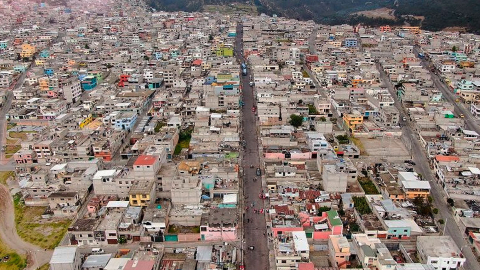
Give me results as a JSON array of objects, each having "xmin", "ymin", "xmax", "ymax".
[
  {"xmin": 154, "ymin": 121, "xmax": 166, "ymax": 133},
  {"xmin": 289, "ymin": 114, "xmax": 303, "ymax": 128},
  {"xmin": 147, "ymin": 0, "xmax": 480, "ymax": 33},
  {"xmin": 335, "ymin": 135, "xmax": 349, "ymax": 144},
  {"xmin": 0, "ymin": 171, "xmax": 14, "ymax": 185},
  {"xmin": 4, "ymin": 145, "xmax": 21, "ymax": 159},
  {"xmin": 438, "ymin": 219, "xmax": 445, "ymax": 225},
  {"xmin": 6, "ymin": 122, "xmax": 17, "ymax": 130},
  {"xmin": 352, "ymin": 196, "xmax": 372, "ymax": 215},
  {"xmin": 413, "ymin": 196, "xmax": 433, "ymax": 216},
  {"xmin": 0, "ymin": 238, "xmax": 26, "ymax": 270},
  {"xmin": 38, "ymin": 264, "xmax": 50, "ymax": 270},
  {"xmin": 14, "ymin": 194, "xmax": 71, "ymax": 249},
  {"xmin": 349, "ymin": 136, "xmax": 366, "ymax": 154},
  {"xmin": 301, "ymin": 70, "xmax": 309, "ymax": 78},
  {"xmin": 317, "ymin": 206, "xmax": 331, "ymax": 216},
  {"xmin": 349, "ymin": 222, "xmax": 360, "ymax": 232},
  {"xmin": 308, "ymin": 104, "xmax": 319, "ymax": 115},
  {"xmin": 8, "ymin": 132, "xmax": 27, "ymax": 140},
  {"xmin": 447, "ymin": 198, "xmax": 454, "ymax": 207},
  {"xmin": 358, "ymin": 177, "xmax": 380, "ymax": 194},
  {"xmin": 174, "ymin": 128, "xmax": 193, "ymax": 155},
  {"xmin": 433, "ymin": 208, "xmax": 439, "ymax": 215}
]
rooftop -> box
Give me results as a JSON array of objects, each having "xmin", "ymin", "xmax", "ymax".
[
  {"xmin": 134, "ymin": 155, "xmax": 158, "ymax": 166},
  {"xmin": 50, "ymin": 246, "xmax": 77, "ymax": 264}
]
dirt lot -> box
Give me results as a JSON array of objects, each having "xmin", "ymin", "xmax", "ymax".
[
  {"xmin": 355, "ymin": 8, "xmax": 396, "ymax": 20},
  {"xmin": 359, "ymin": 137, "xmax": 410, "ymax": 161}
]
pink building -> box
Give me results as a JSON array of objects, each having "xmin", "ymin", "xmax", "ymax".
[
  {"xmin": 13, "ymin": 149, "xmax": 36, "ymax": 164},
  {"xmin": 264, "ymin": 152, "xmax": 285, "ymax": 160},
  {"xmin": 200, "ymin": 208, "xmax": 238, "ymax": 241},
  {"xmin": 271, "ymin": 209, "xmax": 343, "ymax": 240}
]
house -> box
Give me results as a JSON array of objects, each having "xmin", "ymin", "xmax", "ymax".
[
  {"xmin": 48, "ymin": 191, "xmax": 80, "ymax": 216},
  {"xmin": 343, "ymin": 111, "xmax": 363, "ymax": 133},
  {"xmin": 353, "ymin": 234, "xmax": 396, "ymax": 270},
  {"xmin": 129, "ymin": 179, "xmax": 156, "ymax": 207},
  {"xmin": 133, "ymin": 155, "xmax": 162, "ymax": 180},
  {"xmin": 417, "ymin": 236, "xmax": 466, "ymax": 270},
  {"xmin": 328, "ymin": 235, "xmax": 351, "ymax": 268},
  {"xmin": 50, "ymin": 246, "xmax": 81, "ymax": 270},
  {"xmin": 81, "ymin": 76, "xmax": 98, "ymax": 91},
  {"xmin": 114, "ymin": 112, "xmax": 137, "ymax": 131},
  {"xmin": 200, "ymin": 208, "xmax": 238, "ymax": 241},
  {"xmin": 398, "ymin": 172, "xmax": 430, "ymax": 199},
  {"xmin": 20, "ymin": 43, "xmax": 35, "ymax": 58},
  {"xmin": 82, "ymin": 254, "xmax": 112, "ymax": 270},
  {"xmin": 0, "ymin": 71, "xmax": 12, "ymax": 88},
  {"xmin": 123, "ymin": 260, "xmax": 155, "ymax": 270}
]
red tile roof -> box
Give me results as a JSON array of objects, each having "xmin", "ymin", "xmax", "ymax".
[
  {"xmin": 435, "ymin": 155, "xmax": 460, "ymax": 162},
  {"xmin": 133, "ymin": 155, "xmax": 158, "ymax": 166}
]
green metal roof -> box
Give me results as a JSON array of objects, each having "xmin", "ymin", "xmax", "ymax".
[{"xmin": 327, "ymin": 210, "xmax": 342, "ymax": 226}]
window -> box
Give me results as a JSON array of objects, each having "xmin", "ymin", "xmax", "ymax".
[{"xmin": 281, "ymin": 260, "xmax": 286, "ymax": 264}]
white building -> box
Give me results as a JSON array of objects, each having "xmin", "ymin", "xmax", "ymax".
[
  {"xmin": 416, "ymin": 236, "xmax": 466, "ymax": 270},
  {"xmin": 50, "ymin": 246, "xmax": 81, "ymax": 270}
]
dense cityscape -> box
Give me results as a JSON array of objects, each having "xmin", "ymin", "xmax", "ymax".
[{"xmin": 1, "ymin": 0, "xmax": 480, "ymax": 270}]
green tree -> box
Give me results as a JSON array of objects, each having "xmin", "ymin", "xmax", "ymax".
[
  {"xmin": 317, "ymin": 206, "xmax": 331, "ymax": 216},
  {"xmin": 452, "ymin": 46, "xmax": 458, "ymax": 52},
  {"xmin": 447, "ymin": 198, "xmax": 454, "ymax": 207},
  {"xmin": 289, "ymin": 114, "xmax": 303, "ymax": 128},
  {"xmin": 308, "ymin": 104, "xmax": 319, "ymax": 115},
  {"xmin": 433, "ymin": 208, "xmax": 439, "ymax": 215}
]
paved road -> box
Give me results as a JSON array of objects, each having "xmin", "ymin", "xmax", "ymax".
[
  {"xmin": 235, "ymin": 22, "xmax": 269, "ymax": 270},
  {"xmin": 413, "ymin": 46, "xmax": 480, "ymax": 132},
  {"xmin": 377, "ymin": 62, "xmax": 480, "ymax": 270}
]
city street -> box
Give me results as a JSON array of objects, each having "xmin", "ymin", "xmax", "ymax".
[
  {"xmin": 235, "ymin": 22, "xmax": 269, "ymax": 270},
  {"xmin": 377, "ymin": 62, "xmax": 480, "ymax": 270},
  {"xmin": 413, "ymin": 46, "xmax": 480, "ymax": 133}
]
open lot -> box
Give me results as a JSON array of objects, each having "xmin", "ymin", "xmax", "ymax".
[
  {"xmin": 14, "ymin": 195, "xmax": 71, "ymax": 249},
  {"xmin": 359, "ymin": 137, "xmax": 410, "ymax": 161},
  {"xmin": 0, "ymin": 238, "xmax": 26, "ymax": 270}
]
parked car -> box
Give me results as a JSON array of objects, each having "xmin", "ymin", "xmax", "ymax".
[
  {"xmin": 404, "ymin": 160, "xmax": 416, "ymax": 166},
  {"xmin": 256, "ymin": 168, "xmax": 261, "ymax": 176}
]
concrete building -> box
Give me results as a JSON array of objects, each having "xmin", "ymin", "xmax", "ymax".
[
  {"xmin": 328, "ymin": 235, "xmax": 351, "ymax": 268},
  {"xmin": 128, "ymin": 179, "xmax": 156, "ymax": 207},
  {"xmin": 417, "ymin": 236, "xmax": 466, "ymax": 270},
  {"xmin": 50, "ymin": 246, "xmax": 81, "ymax": 270}
]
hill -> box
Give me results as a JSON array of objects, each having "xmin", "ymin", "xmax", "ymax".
[{"xmin": 146, "ymin": 0, "xmax": 480, "ymax": 33}]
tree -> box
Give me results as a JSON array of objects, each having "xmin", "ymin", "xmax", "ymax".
[
  {"xmin": 308, "ymin": 104, "xmax": 319, "ymax": 115},
  {"xmin": 85, "ymin": 44, "xmax": 90, "ymax": 49},
  {"xmin": 433, "ymin": 208, "xmax": 439, "ymax": 214},
  {"xmin": 452, "ymin": 46, "xmax": 458, "ymax": 52},
  {"xmin": 289, "ymin": 114, "xmax": 303, "ymax": 128},
  {"xmin": 317, "ymin": 206, "xmax": 331, "ymax": 216},
  {"xmin": 447, "ymin": 198, "xmax": 454, "ymax": 207}
]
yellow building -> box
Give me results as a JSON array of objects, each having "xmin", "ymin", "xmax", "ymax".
[
  {"xmin": 35, "ymin": 59, "xmax": 45, "ymax": 66},
  {"xmin": 38, "ymin": 77, "xmax": 49, "ymax": 91},
  {"xmin": 128, "ymin": 179, "xmax": 156, "ymax": 207},
  {"xmin": 343, "ymin": 112, "xmax": 363, "ymax": 132},
  {"xmin": 399, "ymin": 172, "xmax": 431, "ymax": 199},
  {"xmin": 20, "ymin": 43, "xmax": 36, "ymax": 58},
  {"xmin": 78, "ymin": 114, "xmax": 94, "ymax": 129}
]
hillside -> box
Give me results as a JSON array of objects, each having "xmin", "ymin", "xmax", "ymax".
[{"xmin": 146, "ymin": 0, "xmax": 480, "ymax": 33}]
